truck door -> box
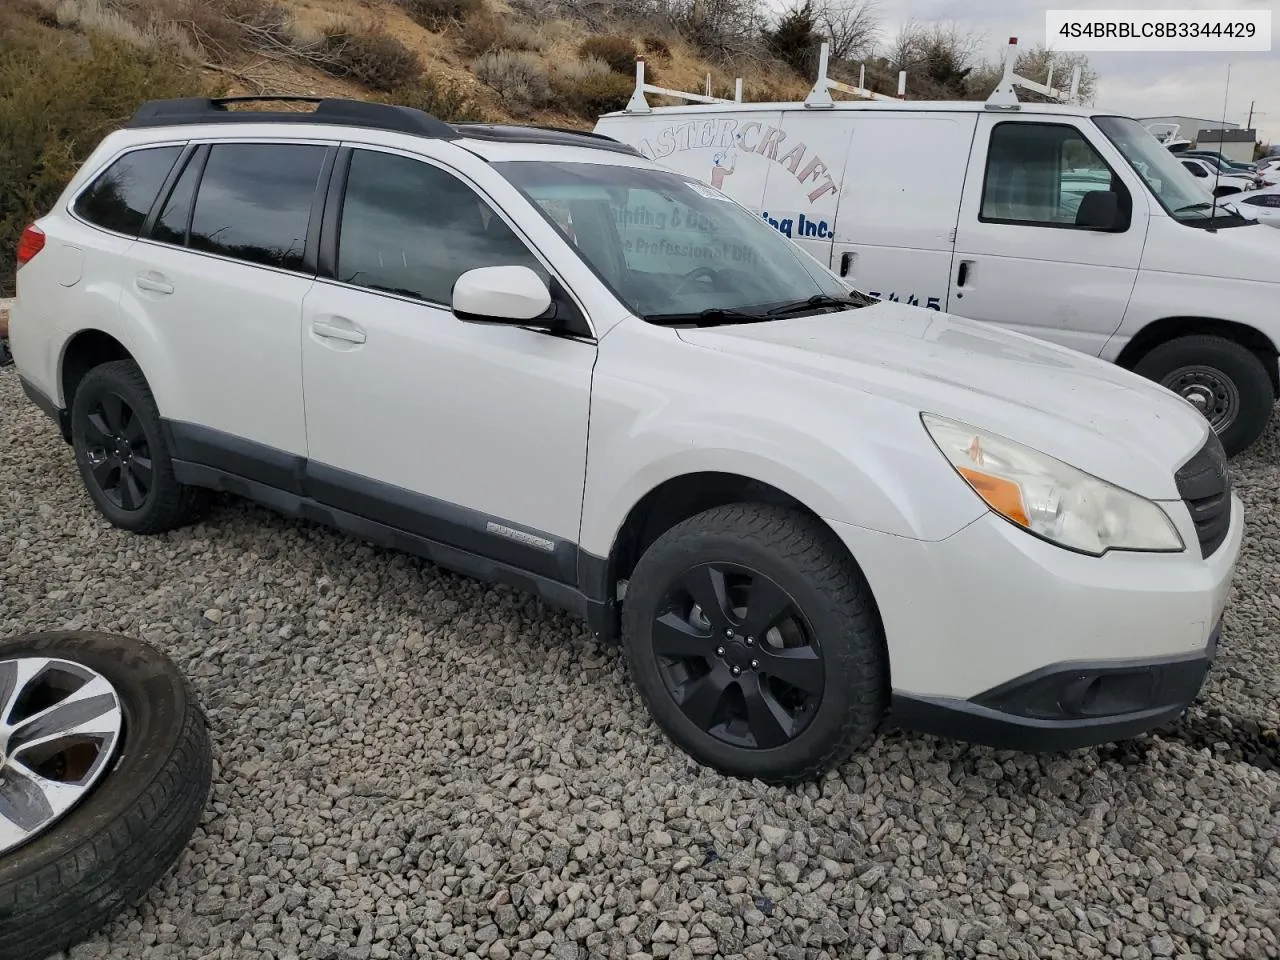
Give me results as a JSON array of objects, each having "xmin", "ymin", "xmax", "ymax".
[
  {"xmin": 758, "ymin": 111, "xmax": 854, "ymax": 266},
  {"xmin": 830, "ymin": 112, "xmax": 977, "ymax": 311}
]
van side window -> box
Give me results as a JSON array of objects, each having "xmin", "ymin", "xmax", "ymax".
[
  {"xmin": 188, "ymin": 143, "xmax": 327, "ymax": 271},
  {"xmin": 73, "ymin": 146, "xmax": 183, "ymax": 236},
  {"xmin": 980, "ymin": 123, "xmax": 1124, "ymax": 228},
  {"xmin": 335, "ymin": 149, "xmax": 546, "ymax": 304}
]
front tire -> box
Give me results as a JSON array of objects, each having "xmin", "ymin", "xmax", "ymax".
[
  {"xmin": 1133, "ymin": 335, "xmax": 1274, "ymax": 457},
  {"xmin": 621, "ymin": 503, "xmax": 887, "ymax": 783},
  {"xmin": 69, "ymin": 360, "xmax": 208, "ymax": 533}
]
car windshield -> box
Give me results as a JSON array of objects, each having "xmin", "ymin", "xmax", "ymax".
[
  {"xmin": 1094, "ymin": 115, "xmax": 1233, "ymax": 221},
  {"xmin": 492, "ymin": 160, "xmax": 857, "ymax": 325}
]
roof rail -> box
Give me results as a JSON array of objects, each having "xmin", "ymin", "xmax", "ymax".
[
  {"xmin": 124, "ymin": 96, "xmax": 460, "ymax": 138},
  {"xmin": 984, "ymin": 37, "xmax": 1080, "ymax": 110},
  {"xmin": 624, "ymin": 58, "xmax": 743, "ymax": 114},
  {"xmin": 451, "ymin": 122, "xmax": 644, "ymax": 156},
  {"xmin": 805, "ymin": 42, "xmax": 905, "ymax": 107}
]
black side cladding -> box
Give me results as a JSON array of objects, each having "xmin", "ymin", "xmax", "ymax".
[{"xmin": 1174, "ymin": 432, "xmax": 1232, "ymax": 559}]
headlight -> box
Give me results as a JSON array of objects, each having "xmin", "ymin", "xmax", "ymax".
[{"xmin": 921, "ymin": 414, "xmax": 1184, "ymax": 556}]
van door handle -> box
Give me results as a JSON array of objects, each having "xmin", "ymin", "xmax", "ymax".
[
  {"xmin": 311, "ymin": 318, "xmax": 366, "ymax": 344},
  {"xmin": 956, "ymin": 260, "xmax": 974, "ymax": 287},
  {"xmin": 839, "ymin": 252, "xmax": 855, "ymax": 277},
  {"xmin": 135, "ymin": 272, "xmax": 173, "ymax": 295}
]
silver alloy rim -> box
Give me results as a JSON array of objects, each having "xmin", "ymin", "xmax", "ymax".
[
  {"xmin": 1161, "ymin": 365, "xmax": 1240, "ymax": 433},
  {"xmin": 0, "ymin": 657, "xmax": 123, "ymax": 855}
]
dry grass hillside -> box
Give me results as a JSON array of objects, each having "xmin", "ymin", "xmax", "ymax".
[{"xmin": 0, "ymin": 0, "xmax": 823, "ymax": 293}]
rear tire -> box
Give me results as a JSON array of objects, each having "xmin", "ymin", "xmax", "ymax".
[
  {"xmin": 621, "ymin": 503, "xmax": 887, "ymax": 784},
  {"xmin": 1133, "ymin": 335, "xmax": 1274, "ymax": 457},
  {"xmin": 69, "ymin": 360, "xmax": 209, "ymax": 533}
]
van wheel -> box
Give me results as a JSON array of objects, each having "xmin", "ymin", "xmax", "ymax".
[
  {"xmin": 69, "ymin": 360, "xmax": 209, "ymax": 533},
  {"xmin": 1133, "ymin": 335, "xmax": 1274, "ymax": 456},
  {"xmin": 620, "ymin": 503, "xmax": 887, "ymax": 784}
]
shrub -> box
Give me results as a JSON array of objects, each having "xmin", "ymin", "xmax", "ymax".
[
  {"xmin": 555, "ymin": 56, "xmax": 611, "ymax": 85},
  {"xmin": 577, "ymin": 34, "xmax": 636, "ymax": 74},
  {"xmin": 396, "ymin": 0, "xmax": 483, "ymax": 31},
  {"xmin": 641, "ymin": 33, "xmax": 672, "ymax": 61},
  {"xmin": 179, "ymin": 0, "xmax": 293, "ymax": 61},
  {"xmin": 0, "ymin": 27, "xmax": 203, "ymax": 296},
  {"xmin": 321, "ymin": 26, "xmax": 422, "ymax": 92},
  {"xmin": 385, "ymin": 75, "xmax": 487, "ymax": 122},
  {"xmin": 551, "ymin": 68, "xmax": 633, "ymax": 119},
  {"xmin": 473, "ymin": 48, "xmax": 551, "ymax": 107}
]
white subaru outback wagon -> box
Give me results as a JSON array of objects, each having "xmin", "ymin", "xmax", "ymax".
[{"xmin": 9, "ymin": 96, "xmax": 1243, "ymax": 782}]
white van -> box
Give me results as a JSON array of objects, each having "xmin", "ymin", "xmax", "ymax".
[{"xmin": 595, "ymin": 43, "xmax": 1280, "ymax": 456}]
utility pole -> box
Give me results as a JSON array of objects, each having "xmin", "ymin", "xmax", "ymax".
[{"xmin": 1247, "ymin": 100, "xmax": 1255, "ymax": 129}]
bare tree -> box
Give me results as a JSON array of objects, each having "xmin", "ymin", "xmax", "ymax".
[{"xmin": 815, "ymin": 0, "xmax": 879, "ymax": 62}]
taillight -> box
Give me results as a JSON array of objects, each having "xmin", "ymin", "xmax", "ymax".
[{"xmin": 16, "ymin": 224, "xmax": 45, "ymax": 266}]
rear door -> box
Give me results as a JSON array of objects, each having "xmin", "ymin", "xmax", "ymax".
[
  {"xmin": 758, "ymin": 110, "xmax": 853, "ymax": 266},
  {"xmin": 117, "ymin": 139, "xmax": 331, "ymax": 462},
  {"xmin": 830, "ymin": 112, "xmax": 976, "ymax": 310}
]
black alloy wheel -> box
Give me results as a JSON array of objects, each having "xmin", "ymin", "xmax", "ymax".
[
  {"xmin": 653, "ymin": 562, "xmax": 824, "ymax": 750},
  {"xmin": 79, "ymin": 390, "xmax": 154, "ymax": 512}
]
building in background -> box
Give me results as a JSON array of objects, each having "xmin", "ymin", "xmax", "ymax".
[
  {"xmin": 1196, "ymin": 128, "xmax": 1259, "ymax": 163},
  {"xmin": 1139, "ymin": 116, "xmax": 1239, "ymax": 143}
]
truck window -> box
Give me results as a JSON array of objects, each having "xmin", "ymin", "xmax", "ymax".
[{"xmin": 980, "ymin": 123, "xmax": 1122, "ymax": 227}]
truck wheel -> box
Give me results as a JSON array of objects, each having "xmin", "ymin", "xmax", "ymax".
[
  {"xmin": 621, "ymin": 503, "xmax": 887, "ymax": 784},
  {"xmin": 1133, "ymin": 335, "xmax": 1274, "ymax": 457},
  {"xmin": 0, "ymin": 632, "xmax": 212, "ymax": 960},
  {"xmin": 69, "ymin": 360, "xmax": 209, "ymax": 533}
]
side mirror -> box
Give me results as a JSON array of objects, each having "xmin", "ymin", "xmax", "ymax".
[
  {"xmin": 452, "ymin": 266, "xmax": 554, "ymax": 325},
  {"xmin": 1075, "ymin": 190, "xmax": 1121, "ymax": 230}
]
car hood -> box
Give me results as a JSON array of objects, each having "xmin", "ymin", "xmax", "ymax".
[{"xmin": 676, "ymin": 302, "xmax": 1210, "ymax": 500}]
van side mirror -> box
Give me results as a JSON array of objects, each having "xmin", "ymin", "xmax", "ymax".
[
  {"xmin": 452, "ymin": 266, "xmax": 554, "ymax": 326},
  {"xmin": 1075, "ymin": 190, "xmax": 1121, "ymax": 230}
]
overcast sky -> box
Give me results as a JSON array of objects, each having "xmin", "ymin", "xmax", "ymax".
[{"xmin": 766, "ymin": 0, "xmax": 1279, "ymax": 144}]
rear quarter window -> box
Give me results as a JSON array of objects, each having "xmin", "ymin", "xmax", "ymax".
[{"xmin": 73, "ymin": 146, "xmax": 184, "ymax": 236}]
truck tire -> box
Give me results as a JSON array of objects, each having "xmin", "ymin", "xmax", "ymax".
[
  {"xmin": 69, "ymin": 360, "xmax": 209, "ymax": 533},
  {"xmin": 1133, "ymin": 334, "xmax": 1274, "ymax": 457},
  {"xmin": 0, "ymin": 632, "xmax": 212, "ymax": 960},
  {"xmin": 621, "ymin": 503, "xmax": 887, "ymax": 784}
]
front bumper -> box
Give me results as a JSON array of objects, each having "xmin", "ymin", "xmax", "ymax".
[
  {"xmin": 889, "ymin": 623, "xmax": 1218, "ymax": 751},
  {"xmin": 829, "ymin": 488, "xmax": 1242, "ymax": 752}
]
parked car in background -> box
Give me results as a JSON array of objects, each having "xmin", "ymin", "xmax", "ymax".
[
  {"xmin": 8, "ymin": 96, "xmax": 1245, "ymax": 782},
  {"xmin": 598, "ymin": 68, "xmax": 1280, "ymax": 456},
  {"xmin": 1181, "ymin": 149, "xmax": 1255, "ymax": 172},
  {"xmin": 1178, "ymin": 157, "xmax": 1255, "ymax": 196},
  {"xmin": 1231, "ymin": 185, "xmax": 1280, "ymax": 229}
]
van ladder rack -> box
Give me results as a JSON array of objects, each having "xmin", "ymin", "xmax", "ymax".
[
  {"xmin": 804, "ymin": 42, "xmax": 905, "ymax": 108},
  {"xmin": 984, "ymin": 37, "xmax": 1081, "ymax": 110},
  {"xmin": 625, "ymin": 58, "xmax": 743, "ymax": 113}
]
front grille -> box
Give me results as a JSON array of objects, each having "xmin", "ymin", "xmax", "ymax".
[{"xmin": 1174, "ymin": 433, "xmax": 1232, "ymax": 559}]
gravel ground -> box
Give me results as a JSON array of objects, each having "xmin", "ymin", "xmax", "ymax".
[{"xmin": 2, "ymin": 365, "xmax": 1278, "ymax": 960}]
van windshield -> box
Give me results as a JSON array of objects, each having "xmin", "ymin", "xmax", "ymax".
[
  {"xmin": 1094, "ymin": 115, "xmax": 1242, "ymax": 222},
  {"xmin": 493, "ymin": 160, "xmax": 862, "ymax": 325}
]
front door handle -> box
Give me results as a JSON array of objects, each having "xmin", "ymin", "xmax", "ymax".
[
  {"xmin": 839, "ymin": 252, "xmax": 855, "ymax": 277},
  {"xmin": 956, "ymin": 260, "xmax": 974, "ymax": 287},
  {"xmin": 311, "ymin": 319, "xmax": 366, "ymax": 344},
  {"xmin": 135, "ymin": 273, "xmax": 173, "ymax": 295}
]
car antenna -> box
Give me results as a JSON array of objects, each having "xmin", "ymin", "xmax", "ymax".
[{"xmin": 1208, "ymin": 63, "xmax": 1232, "ymax": 231}]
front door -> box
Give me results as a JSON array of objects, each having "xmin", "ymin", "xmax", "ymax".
[
  {"xmin": 300, "ymin": 146, "xmax": 596, "ymax": 581},
  {"xmin": 950, "ymin": 115, "xmax": 1149, "ymax": 356}
]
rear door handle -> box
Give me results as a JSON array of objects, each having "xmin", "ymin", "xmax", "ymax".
[
  {"xmin": 311, "ymin": 318, "xmax": 366, "ymax": 344},
  {"xmin": 135, "ymin": 273, "xmax": 173, "ymax": 295},
  {"xmin": 956, "ymin": 260, "xmax": 974, "ymax": 287},
  {"xmin": 839, "ymin": 252, "xmax": 855, "ymax": 277}
]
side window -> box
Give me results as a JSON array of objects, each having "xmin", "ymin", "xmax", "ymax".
[
  {"xmin": 980, "ymin": 123, "xmax": 1120, "ymax": 227},
  {"xmin": 1182, "ymin": 161, "xmax": 1209, "ymax": 179},
  {"xmin": 188, "ymin": 143, "xmax": 327, "ymax": 271},
  {"xmin": 1246, "ymin": 195, "xmax": 1280, "ymax": 208},
  {"xmin": 73, "ymin": 146, "xmax": 182, "ymax": 236},
  {"xmin": 151, "ymin": 151, "xmax": 203, "ymax": 246},
  {"xmin": 336, "ymin": 149, "xmax": 546, "ymax": 304}
]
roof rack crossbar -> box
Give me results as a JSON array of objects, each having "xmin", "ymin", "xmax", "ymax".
[
  {"xmin": 124, "ymin": 96, "xmax": 460, "ymax": 139},
  {"xmin": 624, "ymin": 58, "xmax": 743, "ymax": 114},
  {"xmin": 984, "ymin": 37, "xmax": 1081, "ymax": 110},
  {"xmin": 805, "ymin": 42, "xmax": 905, "ymax": 108}
]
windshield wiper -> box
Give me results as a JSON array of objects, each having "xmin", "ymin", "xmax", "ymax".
[
  {"xmin": 1172, "ymin": 202, "xmax": 1214, "ymax": 214},
  {"xmin": 644, "ymin": 307, "xmax": 767, "ymax": 327},
  {"xmin": 765, "ymin": 292, "xmax": 875, "ymax": 316}
]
